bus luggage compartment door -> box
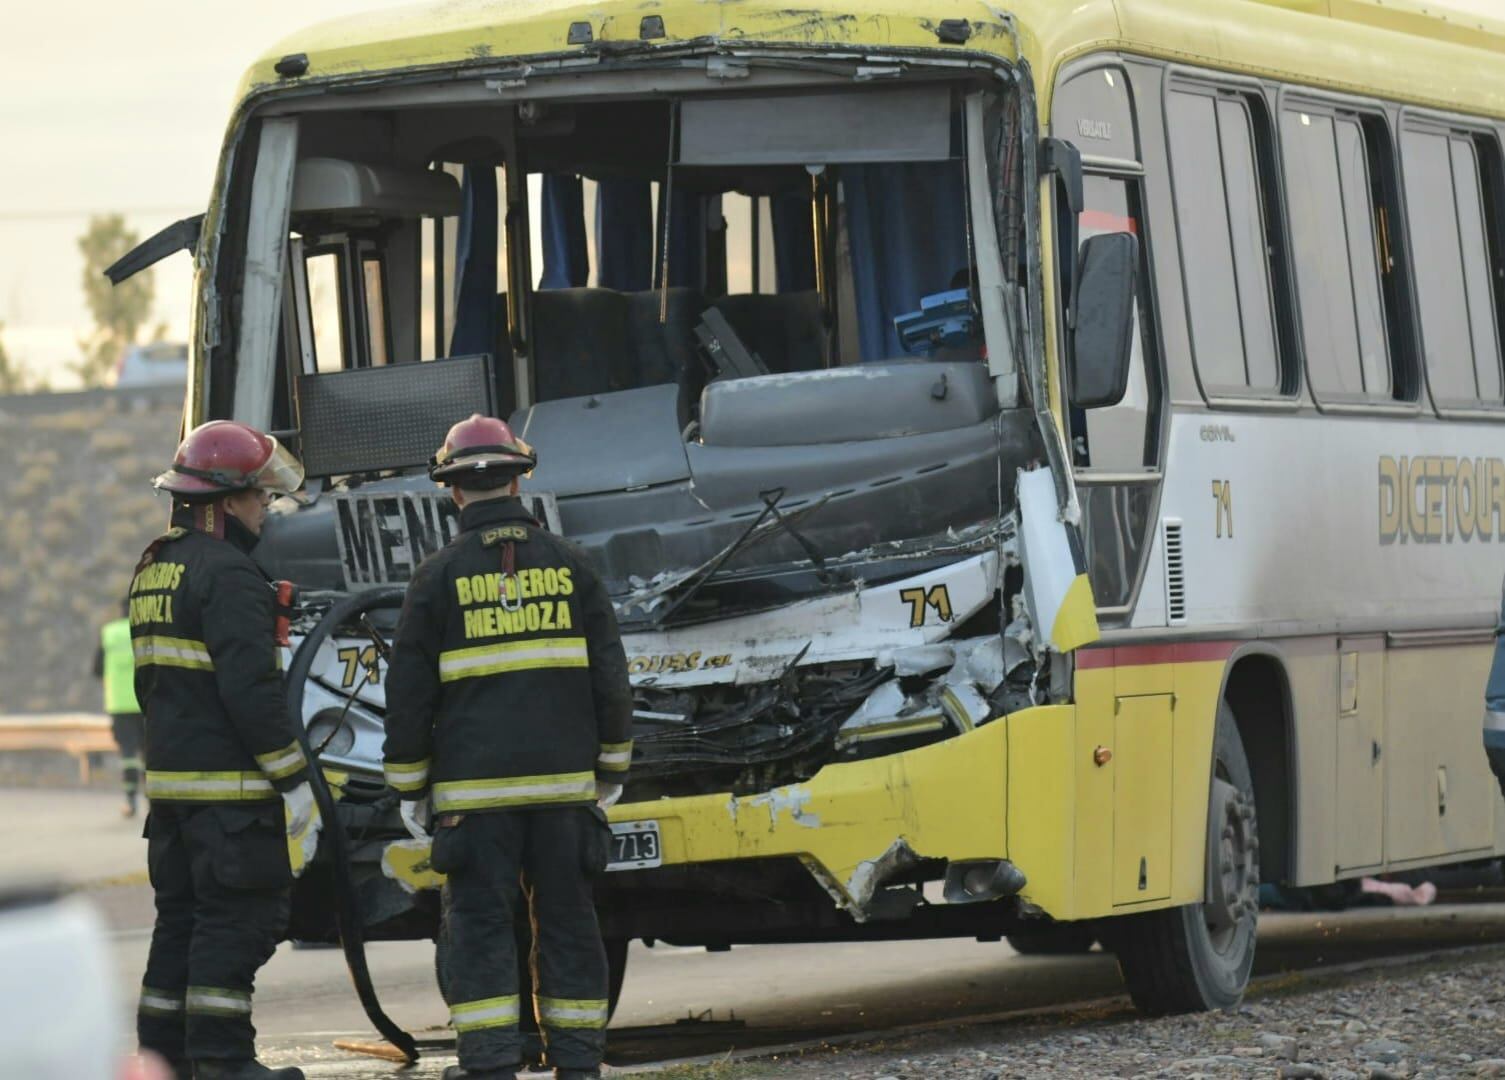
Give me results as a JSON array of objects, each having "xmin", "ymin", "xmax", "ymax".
[
  {"xmin": 1334, "ymin": 642, "xmax": 1384, "ymax": 872},
  {"xmin": 1113, "ymin": 694, "xmax": 1174, "ymax": 904}
]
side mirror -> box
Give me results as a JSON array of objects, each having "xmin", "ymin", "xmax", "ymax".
[
  {"xmin": 1068, "ymin": 232, "xmax": 1138, "ymax": 409},
  {"xmin": 103, "ymin": 213, "xmax": 204, "ymax": 286}
]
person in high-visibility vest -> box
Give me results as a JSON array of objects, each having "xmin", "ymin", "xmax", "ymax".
[{"xmin": 94, "ymin": 602, "xmax": 144, "ymax": 817}]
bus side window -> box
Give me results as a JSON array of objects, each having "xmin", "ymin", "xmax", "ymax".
[
  {"xmin": 362, "ymin": 257, "xmax": 391, "ymax": 367},
  {"xmin": 305, "ymin": 251, "xmax": 345, "ymax": 374},
  {"xmin": 1165, "ymin": 87, "xmax": 1287, "ymax": 398},
  {"xmin": 1401, "ymin": 126, "xmax": 1505, "ymax": 410},
  {"xmin": 1282, "ymin": 106, "xmax": 1410, "ymax": 403}
]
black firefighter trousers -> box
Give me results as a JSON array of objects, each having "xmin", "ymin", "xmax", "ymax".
[
  {"xmin": 137, "ymin": 802, "xmax": 291, "ymax": 1063},
  {"xmin": 435, "ymin": 805, "xmax": 612, "ymax": 1071}
]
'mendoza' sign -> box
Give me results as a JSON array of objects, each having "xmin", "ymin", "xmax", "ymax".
[{"xmin": 333, "ymin": 491, "xmax": 560, "ymax": 587}]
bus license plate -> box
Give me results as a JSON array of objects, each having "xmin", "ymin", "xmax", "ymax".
[{"xmin": 607, "ymin": 821, "xmax": 661, "ymax": 871}]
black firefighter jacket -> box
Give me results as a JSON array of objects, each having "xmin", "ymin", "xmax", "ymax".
[
  {"xmin": 382, "ymin": 496, "xmax": 634, "ymax": 813},
  {"xmin": 129, "ymin": 510, "xmax": 309, "ymax": 804}
]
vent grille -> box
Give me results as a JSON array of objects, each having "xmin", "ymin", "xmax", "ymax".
[{"xmin": 1163, "ymin": 518, "xmax": 1187, "ymax": 625}]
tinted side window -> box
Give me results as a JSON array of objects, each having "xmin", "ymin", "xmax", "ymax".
[
  {"xmin": 1282, "ymin": 108, "xmax": 1400, "ymax": 402},
  {"xmin": 1166, "ymin": 88, "xmax": 1283, "ymax": 395},
  {"xmin": 1402, "ymin": 128, "xmax": 1504, "ymax": 407}
]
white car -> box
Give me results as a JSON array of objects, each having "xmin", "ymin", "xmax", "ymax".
[{"xmin": 114, "ymin": 342, "xmax": 187, "ymax": 388}]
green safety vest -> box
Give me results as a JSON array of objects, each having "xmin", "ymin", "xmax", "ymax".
[{"xmin": 101, "ymin": 618, "xmax": 140, "ymax": 715}]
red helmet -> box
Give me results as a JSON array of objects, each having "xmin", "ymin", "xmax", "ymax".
[
  {"xmin": 154, "ymin": 420, "xmax": 304, "ymax": 500},
  {"xmin": 430, "ymin": 414, "xmax": 537, "ymax": 486}
]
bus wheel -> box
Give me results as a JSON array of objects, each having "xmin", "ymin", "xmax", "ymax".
[
  {"xmin": 1110, "ymin": 701, "xmax": 1259, "ymax": 1014},
  {"xmin": 1006, "ymin": 924, "xmax": 1098, "ymax": 955}
]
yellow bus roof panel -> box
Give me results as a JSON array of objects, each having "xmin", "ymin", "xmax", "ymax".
[
  {"xmin": 244, "ymin": 0, "xmax": 1023, "ymax": 92},
  {"xmin": 1108, "ymin": 0, "xmax": 1505, "ymax": 118},
  {"xmin": 242, "ymin": 0, "xmax": 1505, "ymax": 120}
]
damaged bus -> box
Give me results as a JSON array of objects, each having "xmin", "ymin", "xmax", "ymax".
[{"xmin": 113, "ymin": 0, "xmax": 1505, "ymax": 1048}]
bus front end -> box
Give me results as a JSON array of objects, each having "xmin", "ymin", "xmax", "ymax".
[{"xmin": 174, "ymin": 0, "xmax": 1192, "ymax": 1024}]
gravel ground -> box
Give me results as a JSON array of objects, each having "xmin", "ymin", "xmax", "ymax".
[{"xmin": 685, "ymin": 945, "xmax": 1505, "ymax": 1080}]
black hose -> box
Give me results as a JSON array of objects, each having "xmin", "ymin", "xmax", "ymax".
[{"xmin": 284, "ymin": 588, "xmax": 418, "ymax": 1064}]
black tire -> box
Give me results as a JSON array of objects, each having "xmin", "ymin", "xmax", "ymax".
[
  {"xmin": 1108, "ymin": 701, "xmax": 1259, "ymax": 1014},
  {"xmin": 435, "ymin": 899, "xmax": 629, "ymax": 1022},
  {"xmin": 1006, "ymin": 924, "xmax": 1098, "ymax": 955}
]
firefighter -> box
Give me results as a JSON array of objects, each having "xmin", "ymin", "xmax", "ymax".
[
  {"xmin": 131, "ymin": 420, "xmax": 314, "ymax": 1080},
  {"xmin": 95, "ymin": 599, "xmax": 145, "ymax": 817},
  {"xmin": 383, "ymin": 415, "xmax": 633, "ymax": 1080}
]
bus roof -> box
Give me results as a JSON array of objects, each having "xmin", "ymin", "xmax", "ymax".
[{"xmin": 244, "ymin": 0, "xmax": 1505, "ymax": 118}]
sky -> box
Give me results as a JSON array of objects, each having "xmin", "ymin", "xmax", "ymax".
[
  {"xmin": 0, "ymin": 0, "xmax": 416, "ymax": 387},
  {"xmin": 1, "ymin": 0, "xmax": 1503, "ymax": 388}
]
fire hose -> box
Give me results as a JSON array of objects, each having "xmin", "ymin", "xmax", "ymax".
[{"xmin": 283, "ymin": 587, "xmax": 418, "ymax": 1064}]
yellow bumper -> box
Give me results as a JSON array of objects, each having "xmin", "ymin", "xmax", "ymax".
[
  {"xmin": 607, "ymin": 706, "xmax": 1068, "ymax": 915},
  {"xmin": 381, "ymin": 688, "xmax": 1217, "ymax": 924}
]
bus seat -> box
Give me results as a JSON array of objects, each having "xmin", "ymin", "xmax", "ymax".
[
  {"xmin": 490, "ymin": 287, "xmax": 708, "ymax": 408},
  {"xmin": 712, "ymin": 291, "xmax": 825, "ymax": 374},
  {"xmin": 628, "ymin": 287, "xmax": 707, "ymax": 388},
  {"xmin": 533, "ymin": 288, "xmax": 633, "ymax": 401}
]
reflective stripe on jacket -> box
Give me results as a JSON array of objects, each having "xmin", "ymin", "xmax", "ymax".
[
  {"xmin": 129, "ymin": 513, "xmax": 308, "ymax": 803},
  {"xmin": 382, "ymin": 496, "xmax": 633, "ymax": 809}
]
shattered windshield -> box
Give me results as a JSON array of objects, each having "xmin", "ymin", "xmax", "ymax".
[{"xmin": 218, "ymin": 70, "xmax": 1030, "ymax": 611}]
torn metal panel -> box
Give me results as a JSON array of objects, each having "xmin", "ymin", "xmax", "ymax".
[
  {"xmin": 842, "ymin": 838, "xmax": 922, "ymax": 921},
  {"xmin": 836, "ymin": 680, "xmax": 947, "ymax": 747},
  {"xmin": 837, "ymin": 632, "xmax": 1036, "ymax": 750},
  {"xmin": 939, "ymin": 682, "xmax": 990, "ymax": 731},
  {"xmin": 619, "ymin": 550, "xmax": 1001, "ymax": 689},
  {"xmin": 876, "ymin": 642, "xmax": 955, "ymax": 675},
  {"xmin": 1016, "ymin": 466, "xmax": 1099, "ymax": 653}
]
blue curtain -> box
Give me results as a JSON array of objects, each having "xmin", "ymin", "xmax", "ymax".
[
  {"xmin": 448, "ymin": 165, "xmax": 498, "ymax": 358},
  {"xmin": 654, "ymin": 187, "xmax": 704, "ymax": 289},
  {"xmin": 595, "ymin": 179, "xmax": 654, "ymax": 292},
  {"xmin": 770, "ymin": 190, "xmax": 816, "ymax": 294},
  {"xmin": 539, "ymin": 174, "xmax": 589, "ymax": 289},
  {"xmin": 843, "ymin": 162, "xmax": 969, "ymax": 362}
]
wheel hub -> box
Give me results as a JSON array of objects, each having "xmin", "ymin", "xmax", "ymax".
[{"xmin": 1204, "ymin": 778, "xmax": 1259, "ymax": 948}]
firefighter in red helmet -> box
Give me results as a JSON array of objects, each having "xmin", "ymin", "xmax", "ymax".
[
  {"xmin": 131, "ymin": 420, "xmax": 312, "ymax": 1080},
  {"xmin": 384, "ymin": 415, "xmax": 633, "ymax": 1080}
]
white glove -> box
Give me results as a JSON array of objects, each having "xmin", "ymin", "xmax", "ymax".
[
  {"xmin": 282, "ymin": 782, "xmax": 316, "ymax": 836},
  {"xmin": 596, "ymin": 782, "xmax": 623, "ymax": 810},
  {"xmin": 401, "ymin": 797, "xmax": 433, "ymax": 840}
]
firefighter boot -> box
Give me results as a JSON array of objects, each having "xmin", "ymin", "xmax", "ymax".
[
  {"xmin": 441, "ymin": 1067, "xmax": 519, "ymax": 1080},
  {"xmin": 192, "ymin": 1061, "xmax": 306, "ymax": 1080}
]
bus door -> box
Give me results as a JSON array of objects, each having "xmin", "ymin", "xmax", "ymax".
[
  {"xmin": 1070, "ymin": 168, "xmax": 1164, "ymax": 617},
  {"xmin": 1053, "ymin": 64, "xmax": 1173, "ymax": 909},
  {"xmin": 1051, "ymin": 64, "xmax": 1166, "ymax": 621}
]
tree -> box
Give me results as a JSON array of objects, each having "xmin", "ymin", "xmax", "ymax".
[
  {"xmin": 76, "ymin": 214, "xmax": 154, "ymax": 387},
  {"xmin": 0, "ymin": 322, "xmax": 24, "ymax": 395}
]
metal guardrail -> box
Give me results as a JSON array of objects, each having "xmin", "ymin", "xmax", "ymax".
[{"xmin": 0, "ymin": 714, "xmax": 116, "ymax": 783}]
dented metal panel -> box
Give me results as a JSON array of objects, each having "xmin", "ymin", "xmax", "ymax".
[{"xmin": 239, "ymin": 1, "xmax": 1022, "ymax": 98}]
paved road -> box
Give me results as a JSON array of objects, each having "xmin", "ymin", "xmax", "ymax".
[{"xmin": 11, "ymin": 791, "xmax": 1505, "ymax": 1076}]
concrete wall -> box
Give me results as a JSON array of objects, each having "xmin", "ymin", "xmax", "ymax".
[{"xmin": 0, "ymin": 387, "xmax": 183, "ymax": 713}]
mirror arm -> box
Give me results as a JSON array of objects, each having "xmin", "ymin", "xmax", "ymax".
[{"xmin": 1040, "ymin": 138, "xmax": 1083, "ymax": 217}]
